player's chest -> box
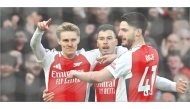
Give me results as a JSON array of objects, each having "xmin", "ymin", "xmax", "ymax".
[{"xmin": 50, "ymin": 54, "xmax": 91, "ymax": 71}]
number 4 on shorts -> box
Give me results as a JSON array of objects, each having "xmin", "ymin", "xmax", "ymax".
[{"xmin": 138, "ymin": 65, "xmax": 157, "ymax": 96}]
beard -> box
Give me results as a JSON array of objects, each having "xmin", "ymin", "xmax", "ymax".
[{"xmin": 123, "ymin": 34, "xmax": 135, "ymax": 50}]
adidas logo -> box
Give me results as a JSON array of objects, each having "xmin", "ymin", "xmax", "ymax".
[{"xmin": 53, "ymin": 63, "xmax": 61, "ymax": 70}]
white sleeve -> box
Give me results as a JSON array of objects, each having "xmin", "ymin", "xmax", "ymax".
[
  {"xmin": 81, "ymin": 49, "xmax": 100, "ymax": 71},
  {"xmin": 105, "ymin": 51, "xmax": 132, "ymax": 79},
  {"xmin": 30, "ymin": 28, "xmax": 46, "ymax": 62},
  {"xmin": 116, "ymin": 46, "xmax": 128, "ymax": 56},
  {"xmin": 156, "ymin": 76, "xmax": 176, "ymax": 92}
]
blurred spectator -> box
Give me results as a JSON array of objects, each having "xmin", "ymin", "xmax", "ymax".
[
  {"xmin": 161, "ymin": 33, "xmax": 181, "ymax": 58},
  {"xmin": 173, "ymin": 19, "xmax": 190, "ymax": 34},
  {"xmin": 159, "ymin": 92, "xmax": 176, "ymax": 102},
  {"xmin": 88, "ymin": 31, "xmax": 98, "ymax": 50},
  {"xmin": 147, "ymin": 7, "xmax": 165, "ymax": 46},
  {"xmin": 12, "ymin": 28, "xmax": 32, "ymax": 54},
  {"xmin": 72, "ymin": 7, "xmax": 87, "ymax": 25},
  {"xmin": 171, "ymin": 7, "xmax": 188, "ymax": 20},
  {"xmin": 1, "ymin": 20, "xmax": 15, "ymax": 53},
  {"xmin": 24, "ymin": 11, "xmax": 43, "ymax": 37},
  {"xmin": 177, "ymin": 28, "xmax": 190, "ymax": 68},
  {"xmin": 24, "ymin": 52, "xmax": 45, "ymax": 101},
  {"xmin": 155, "ymin": 29, "xmax": 181, "ymax": 73},
  {"xmin": 164, "ymin": 50, "xmax": 190, "ymax": 81},
  {"xmin": 8, "ymin": 50, "xmax": 24, "ymax": 73},
  {"xmin": 88, "ymin": 7, "xmax": 112, "ymax": 28},
  {"xmin": 0, "ymin": 53, "xmax": 17, "ymax": 101},
  {"xmin": 10, "ymin": 14, "xmax": 25, "ymax": 30},
  {"xmin": 46, "ymin": 7, "xmax": 63, "ymax": 20},
  {"xmin": 62, "ymin": 7, "xmax": 74, "ymax": 23}
]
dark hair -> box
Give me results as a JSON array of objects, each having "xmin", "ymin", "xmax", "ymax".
[
  {"xmin": 166, "ymin": 50, "xmax": 182, "ymax": 60},
  {"xmin": 0, "ymin": 53, "xmax": 17, "ymax": 67},
  {"xmin": 24, "ymin": 52, "xmax": 34, "ymax": 62},
  {"xmin": 97, "ymin": 24, "xmax": 117, "ymax": 38},
  {"xmin": 121, "ymin": 12, "xmax": 148, "ymax": 36}
]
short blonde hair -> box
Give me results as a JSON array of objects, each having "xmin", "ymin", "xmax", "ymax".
[{"xmin": 56, "ymin": 22, "xmax": 80, "ymax": 39}]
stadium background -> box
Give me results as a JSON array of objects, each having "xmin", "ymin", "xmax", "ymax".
[{"xmin": 0, "ymin": 7, "xmax": 190, "ymax": 102}]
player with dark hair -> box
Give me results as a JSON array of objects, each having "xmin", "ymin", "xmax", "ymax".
[{"xmin": 66, "ymin": 12, "xmax": 188, "ymax": 102}]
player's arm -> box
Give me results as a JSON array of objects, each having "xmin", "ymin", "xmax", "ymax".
[
  {"xmin": 67, "ymin": 68, "xmax": 114, "ymax": 83},
  {"xmin": 67, "ymin": 51, "xmax": 131, "ymax": 83},
  {"xmin": 156, "ymin": 76, "xmax": 187, "ymax": 93},
  {"xmin": 30, "ymin": 18, "xmax": 51, "ymax": 61},
  {"xmin": 96, "ymin": 46, "xmax": 128, "ymax": 65}
]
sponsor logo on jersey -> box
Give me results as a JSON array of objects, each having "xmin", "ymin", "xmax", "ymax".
[{"xmin": 73, "ymin": 62, "xmax": 83, "ymax": 67}]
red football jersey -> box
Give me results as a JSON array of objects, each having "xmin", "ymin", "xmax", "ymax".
[
  {"xmin": 33, "ymin": 46, "xmax": 100, "ymax": 102},
  {"xmin": 106, "ymin": 45, "xmax": 159, "ymax": 102},
  {"xmin": 48, "ymin": 53, "xmax": 91, "ymax": 101},
  {"xmin": 93, "ymin": 63, "xmax": 119, "ymax": 102}
]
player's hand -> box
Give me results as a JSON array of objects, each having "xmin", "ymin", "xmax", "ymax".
[
  {"xmin": 42, "ymin": 89, "xmax": 54, "ymax": 102},
  {"xmin": 96, "ymin": 54, "xmax": 117, "ymax": 65},
  {"xmin": 37, "ymin": 18, "xmax": 52, "ymax": 31},
  {"xmin": 176, "ymin": 78, "xmax": 188, "ymax": 93},
  {"xmin": 66, "ymin": 71, "xmax": 77, "ymax": 81}
]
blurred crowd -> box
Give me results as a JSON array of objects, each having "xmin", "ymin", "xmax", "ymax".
[{"xmin": 0, "ymin": 7, "xmax": 190, "ymax": 102}]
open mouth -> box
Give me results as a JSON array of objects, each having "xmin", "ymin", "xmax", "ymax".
[
  {"xmin": 102, "ymin": 46, "xmax": 109, "ymax": 51},
  {"xmin": 169, "ymin": 67, "xmax": 177, "ymax": 70}
]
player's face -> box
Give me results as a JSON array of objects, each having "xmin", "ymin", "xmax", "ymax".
[
  {"xmin": 97, "ymin": 30, "xmax": 118, "ymax": 56},
  {"xmin": 58, "ymin": 31, "xmax": 80, "ymax": 58},
  {"xmin": 118, "ymin": 21, "xmax": 136, "ymax": 49}
]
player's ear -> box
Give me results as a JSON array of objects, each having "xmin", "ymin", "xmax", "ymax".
[
  {"xmin": 136, "ymin": 29, "xmax": 142, "ymax": 37},
  {"xmin": 77, "ymin": 36, "xmax": 80, "ymax": 44}
]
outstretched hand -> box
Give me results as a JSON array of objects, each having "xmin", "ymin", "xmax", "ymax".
[
  {"xmin": 176, "ymin": 78, "xmax": 188, "ymax": 93},
  {"xmin": 37, "ymin": 18, "xmax": 52, "ymax": 31},
  {"xmin": 66, "ymin": 70, "xmax": 77, "ymax": 82},
  {"xmin": 96, "ymin": 54, "xmax": 118, "ymax": 65}
]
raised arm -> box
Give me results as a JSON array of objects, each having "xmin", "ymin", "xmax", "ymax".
[{"xmin": 30, "ymin": 18, "xmax": 52, "ymax": 62}]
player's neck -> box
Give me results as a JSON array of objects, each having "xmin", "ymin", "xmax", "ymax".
[
  {"xmin": 131, "ymin": 37, "xmax": 146, "ymax": 49},
  {"xmin": 62, "ymin": 52, "xmax": 76, "ymax": 59}
]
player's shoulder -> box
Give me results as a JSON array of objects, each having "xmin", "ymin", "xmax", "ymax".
[
  {"xmin": 145, "ymin": 45, "xmax": 158, "ymax": 54},
  {"xmin": 117, "ymin": 49, "xmax": 132, "ymax": 59},
  {"xmin": 79, "ymin": 48, "xmax": 100, "ymax": 55},
  {"xmin": 76, "ymin": 48, "xmax": 86, "ymax": 55},
  {"xmin": 116, "ymin": 46, "xmax": 128, "ymax": 56}
]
